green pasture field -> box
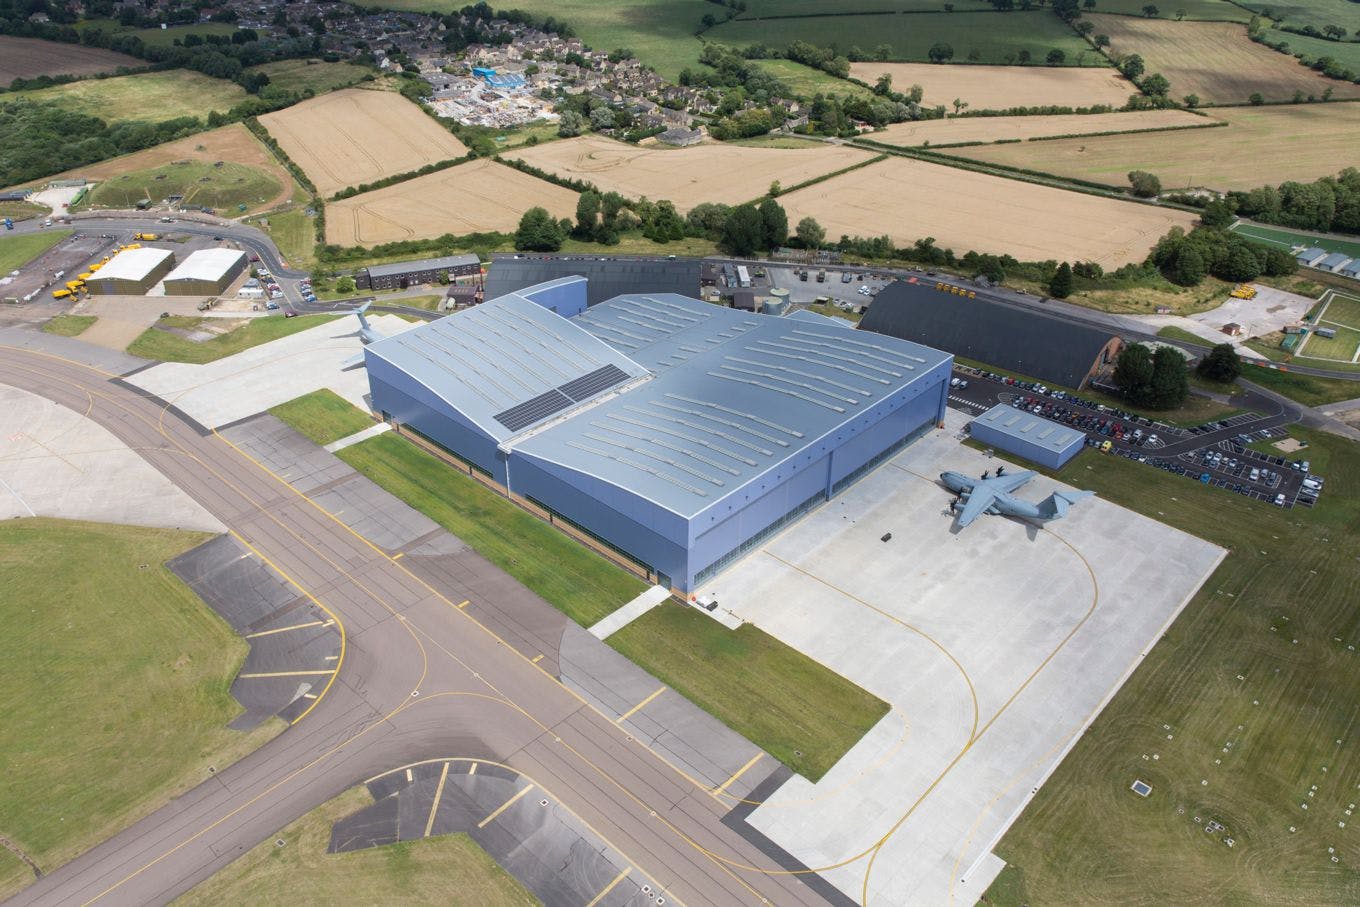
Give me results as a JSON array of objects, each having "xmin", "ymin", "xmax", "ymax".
[
  {"xmin": 245, "ymin": 59, "xmax": 374, "ymax": 96},
  {"xmin": 176, "ymin": 787, "xmax": 538, "ymax": 906},
  {"xmin": 82, "ymin": 160, "xmax": 281, "ymax": 214},
  {"xmin": 0, "ymin": 230, "xmax": 68, "ymax": 272},
  {"xmin": 1318, "ymin": 291, "xmax": 1360, "ymax": 326},
  {"xmin": 984, "ymin": 422, "xmax": 1360, "ymax": 904},
  {"xmin": 1237, "ymin": 0, "xmax": 1360, "ymax": 32},
  {"xmin": 1262, "ymin": 27, "xmax": 1360, "ymax": 70},
  {"xmin": 126, "ymin": 314, "xmax": 335, "ymax": 364},
  {"xmin": 751, "ymin": 58, "xmax": 875, "ymax": 99},
  {"xmin": 709, "ymin": 11, "xmax": 1106, "ymax": 66},
  {"xmin": 737, "ymin": 0, "xmax": 991, "ymax": 14},
  {"xmin": 13, "ymin": 70, "xmax": 247, "ymax": 123},
  {"xmin": 363, "ymin": 0, "xmax": 714, "ymax": 80},
  {"xmin": 0, "ymin": 518, "xmax": 279, "ymax": 901},
  {"xmin": 1243, "ymin": 362, "xmax": 1360, "ymax": 404},
  {"xmin": 1232, "ymin": 222, "xmax": 1360, "ymax": 259},
  {"xmin": 268, "ymin": 389, "xmax": 374, "ymax": 446},
  {"xmin": 74, "ymin": 18, "xmax": 240, "ymax": 48},
  {"xmin": 1085, "ymin": 0, "xmax": 1252, "ymax": 19}
]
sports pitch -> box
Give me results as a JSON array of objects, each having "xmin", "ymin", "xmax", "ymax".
[
  {"xmin": 699, "ymin": 410, "xmax": 1224, "ymax": 904},
  {"xmin": 1300, "ymin": 292, "xmax": 1360, "ymax": 361}
]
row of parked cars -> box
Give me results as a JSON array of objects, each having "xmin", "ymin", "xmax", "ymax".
[
  {"xmin": 969, "ymin": 369, "xmax": 1168, "ymax": 432},
  {"xmin": 1012, "ymin": 396, "xmax": 1159, "ymax": 446}
]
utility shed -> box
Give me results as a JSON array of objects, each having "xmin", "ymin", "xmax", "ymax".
[
  {"xmin": 969, "ymin": 403, "xmax": 1083, "ymax": 470},
  {"xmin": 486, "ymin": 255, "xmax": 702, "ymax": 308},
  {"xmin": 367, "ymin": 277, "xmax": 953, "ymax": 592},
  {"xmin": 87, "ymin": 247, "xmax": 175, "ymax": 295},
  {"xmin": 860, "ymin": 280, "xmax": 1123, "ymax": 390},
  {"xmin": 161, "ymin": 248, "xmax": 246, "ymax": 296}
]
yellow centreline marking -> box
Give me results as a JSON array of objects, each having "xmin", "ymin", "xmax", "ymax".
[
  {"xmin": 531, "ymin": 654, "xmax": 544, "ymax": 664},
  {"xmin": 713, "ymin": 753, "xmax": 763, "ymax": 796},
  {"xmin": 244, "ymin": 619, "xmax": 327, "ymax": 639},
  {"xmin": 424, "ymin": 762, "xmax": 450, "ymax": 838},
  {"xmin": 586, "ymin": 866, "xmax": 631, "ymax": 907},
  {"xmin": 392, "ymin": 552, "xmax": 405, "ymax": 560},
  {"xmin": 237, "ymin": 669, "xmax": 337, "ymax": 679},
  {"xmin": 616, "ymin": 686, "xmax": 666, "ymax": 724},
  {"xmin": 456, "ymin": 599, "xmax": 470, "ymax": 610},
  {"xmin": 477, "ymin": 784, "xmax": 534, "ymax": 829}
]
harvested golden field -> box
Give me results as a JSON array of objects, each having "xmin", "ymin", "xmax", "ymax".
[
  {"xmin": 326, "ymin": 159, "xmax": 577, "ymax": 246},
  {"xmin": 24, "ymin": 123, "xmax": 294, "ymax": 207},
  {"xmin": 259, "ymin": 88, "xmax": 467, "ymax": 197},
  {"xmin": 948, "ymin": 102, "xmax": 1360, "ymax": 191},
  {"xmin": 0, "ymin": 36, "xmax": 140, "ymax": 83},
  {"xmin": 848, "ymin": 62, "xmax": 1136, "ymax": 111},
  {"xmin": 505, "ymin": 135, "xmax": 872, "ymax": 212},
  {"xmin": 1085, "ymin": 15, "xmax": 1360, "ymax": 103},
  {"xmin": 874, "ymin": 109, "xmax": 1209, "ymax": 146},
  {"xmin": 779, "ymin": 156, "xmax": 1195, "ymax": 266}
]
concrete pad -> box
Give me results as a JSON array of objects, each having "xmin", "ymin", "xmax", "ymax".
[
  {"xmin": 698, "ymin": 410, "xmax": 1225, "ymax": 905},
  {"xmin": 0, "ymin": 324, "xmax": 146, "ymax": 375},
  {"xmin": 124, "ymin": 314, "xmax": 412, "ymax": 429},
  {"xmin": 1187, "ymin": 285, "xmax": 1316, "ymax": 339},
  {"xmin": 0, "ymin": 383, "xmax": 222, "ymax": 531},
  {"xmin": 323, "ymin": 421, "xmax": 389, "ymax": 453},
  {"xmin": 588, "ymin": 584, "xmax": 670, "ymax": 639},
  {"xmin": 72, "ymin": 294, "xmax": 217, "ymax": 351}
]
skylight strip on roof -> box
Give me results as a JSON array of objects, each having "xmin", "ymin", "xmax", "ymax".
[
  {"xmin": 580, "ymin": 435, "xmax": 724, "ymax": 487},
  {"xmin": 419, "ymin": 328, "xmax": 534, "ymax": 398},
  {"xmin": 613, "ymin": 410, "xmax": 762, "ymax": 463},
  {"xmin": 588, "ymin": 422, "xmax": 740, "ymax": 476},
  {"xmin": 780, "ymin": 333, "xmax": 918, "ymax": 371},
  {"xmin": 706, "ymin": 372, "xmax": 846, "ymax": 413},
  {"xmin": 401, "ymin": 344, "xmax": 498, "ymax": 407},
  {"xmin": 481, "ymin": 308, "xmax": 593, "ymax": 373},
  {"xmin": 407, "ymin": 333, "xmax": 513, "ymax": 404},
  {"xmin": 787, "ymin": 329, "xmax": 929, "ymax": 365},
  {"xmin": 662, "ymin": 393, "xmax": 804, "ymax": 438},
  {"xmin": 715, "ymin": 363, "xmax": 858, "ymax": 406},
  {"xmin": 747, "ymin": 341, "xmax": 890, "ymax": 385},
  {"xmin": 755, "ymin": 339, "xmax": 904, "ymax": 377},
  {"xmin": 629, "ymin": 296, "xmax": 707, "ymax": 321},
  {"xmin": 647, "ymin": 401, "xmax": 788, "ymax": 449},
  {"xmin": 567, "ymin": 442, "xmax": 708, "ymax": 497},
  {"xmin": 724, "ymin": 355, "xmax": 870, "ymax": 396}
]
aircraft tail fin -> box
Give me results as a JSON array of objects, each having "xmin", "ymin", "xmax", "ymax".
[
  {"xmin": 1037, "ymin": 489, "xmax": 1095, "ymax": 520},
  {"xmin": 355, "ymin": 301, "xmax": 372, "ymax": 330}
]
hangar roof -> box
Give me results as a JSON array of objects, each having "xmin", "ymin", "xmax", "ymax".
[
  {"xmin": 514, "ymin": 294, "xmax": 951, "ymax": 517},
  {"xmin": 363, "ymin": 293, "xmax": 649, "ymax": 442},
  {"xmin": 365, "ymin": 254, "xmax": 480, "ymax": 278},
  {"xmin": 486, "ymin": 255, "xmax": 701, "ymax": 307},
  {"xmin": 860, "ymin": 280, "xmax": 1117, "ymax": 390},
  {"xmin": 972, "ymin": 403, "xmax": 1083, "ymax": 455},
  {"xmin": 97, "ymin": 246, "xmax": 173, "ymax": 282},
  {"xmin": 164, "ymin": 248, "xmax": 245, "ymax": 283}
]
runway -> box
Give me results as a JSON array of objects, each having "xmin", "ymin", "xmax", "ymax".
[{"xmin": 0, "ymin": 342, "xmax": 832, "ymax": 907}]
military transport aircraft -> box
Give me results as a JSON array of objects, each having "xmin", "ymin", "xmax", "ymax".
[{"xmin": 941, "ymin": 468, "xmax": 1094, "ymax": 529}]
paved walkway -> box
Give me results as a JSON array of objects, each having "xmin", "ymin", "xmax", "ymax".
[
  {"xmin": 323, "ymin": 422, "xmax": 389, "ymax": 453},
  {"xmin": 588, "ymin": 585, "xmax": 670, "ymax": 639}
]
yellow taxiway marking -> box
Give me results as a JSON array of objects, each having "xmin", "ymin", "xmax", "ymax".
[
  {"xmin": 477, "ymin": 784, "xmax": 535, "ymax": 829},
  {"xmin": 244, "ymin": 619, "xmax": 327, "ymax": 639},
  {"xmin": 456, "ymin": 599, "xmax": 470, "ymax": 610},
  {"xmin": 424, "ymin": 762, "xmax": 450, "ymax": 838},
  {"xmin": 237, "ymin": 669, "xmax": 336, "ymax": 679},
  {"xmin": 531, "ymin": 654, "xmax": 544, "ymax": 664},
  {"xmin": 468, "ymin": 761, "xmax": 478, "ymax": 775},
  {"xmin": 392, "ymin": 552, "xmax": 405, "ymax": 560},
  {"xmin": 713, "ymin": 753, "xmax": 763, "ymax": 796},
  {"xmin": 586, "ymin": 866, "xmax": 632, "ymax": 907},
  {"xmin": 616, "ymin": 686, "xmax": 666, "ymax": 724}
]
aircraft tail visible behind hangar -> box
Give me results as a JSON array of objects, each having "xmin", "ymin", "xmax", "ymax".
[{"xmin": 1036, "ymin": 490, "xmax": 1095, "ymax": 520}]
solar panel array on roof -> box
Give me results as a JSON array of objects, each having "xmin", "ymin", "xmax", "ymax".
[{"xmin": 494, "ymin": 364, "xmax": 632, "ymax": 432}]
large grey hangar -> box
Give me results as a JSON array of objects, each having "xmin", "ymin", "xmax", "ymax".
[{"xmin": 365, "ymin": 278, "xmax": 952, "ymax": 592}]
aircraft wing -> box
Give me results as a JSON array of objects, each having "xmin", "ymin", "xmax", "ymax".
[
  {"xmin": 956, "ymin": 488, "xmax": 995, "ymax": 527},
  {"xmin": 994, "ymin": 470, "xmax": 1035, "ymax": 493}
]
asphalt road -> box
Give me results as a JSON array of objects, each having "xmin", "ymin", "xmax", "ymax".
[{"xmin": 0, "ymin": 345, "xmax": 831, "ymax": 907}]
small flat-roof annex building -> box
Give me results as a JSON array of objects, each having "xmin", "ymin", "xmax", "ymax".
[
  {"xmin": 162, "ymin": 248, "xmax": 247, "ymax": 296},
  {"xmin": 87, "ymin": 247, "xmax": 175, "ymax": 295},
  {"xmin": 366, "ymin": 277, "xmax": 952, "ymax": 591},
  {"xmin": 969, "ymin": 403, "xmax": 1084, "ymax": 470},
  {"xmin": 358, "ymin": 254, "xmax": 481, "ymax": 290}
]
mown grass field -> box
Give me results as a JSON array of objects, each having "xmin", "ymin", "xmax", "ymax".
[
  {"xmin": 1239, "ymin": 0, "xmax": 1360, "ymax": 32},
  {"xmin": 0, "ymin": 518, "xmax": 279, "ymax": 901},
  {"xmin": 751, "ymin": 58, "xmax": 874, "ymax": 100},
  {"xmin": 711, "ymin": 10, "xmax": 1102, "ymax": 66},
  {"xmin": 1088, "ymin": 0, "xmax": 1251, "ymax": 18},
  {"xmin": 41, "ymin": 314, "xmax": 96, "ymax": 337},
  {"xmin": 244, "ymin": 59, "xmax": 373, "ymax": 96},
  {"xmin": 1244, "ymin": 364, "xmax": 1360, "ymax": 405},
  {"xmin": 1233, "ymin": 222, "xmax": 1360, "ymax": 259},
  {"xmin": 984, "ymin": 423, "xmax": 1360, "ymax": 904},
  {"xmin": 0, "ymin": 230, "xmax": 68, "ymax": 272},
  {"xmin": 13, "ymin": 69, "xmax": 248, "ymax": 122},
  {"xmin": 81, "ymin": 160, "xmax": 282, "ymax": 214},
  {"xmin": 1263, "ymin": 27, "xmax": 1360, "ymax": 70},
  {"xmin": 74, "ymin": 18, "xmax": 239, "ymax": 48},
  {"xmin": 610, "ymin": 604, "xmax": 889, "ymax": 781},
  {"xmin": 250, "ymin": 200, "xmax": 315, "ymax": 269},
  {"xmin": 268, "ymin": 389, "xmax": 374, "ymax": 446},
  {"xmin": 175, "ymin": 787, "xmax": 539, "ymax": 906},
  {"xmin": 1300, "ymin": 323, "xmax": 1360, "ymax": 360},
  {"xmin": 126, "ymin": 314, "xmax": 335, "ymax": 364}
]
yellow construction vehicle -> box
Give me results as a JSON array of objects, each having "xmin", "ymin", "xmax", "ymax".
[
  {"xmin": 65, "ymin": 279, "xmax": 84, "ymax": 291},
  {"xmin": 51, "ymin": 288, "xmax": 72, "ymax": 299},
  {"xmin": 77, "ymin": 271, "xmax": 92, "ymax": 280},
  {"xmin": 1230, "ymin": 284, "xmax": 1257, "ymax": 300}
]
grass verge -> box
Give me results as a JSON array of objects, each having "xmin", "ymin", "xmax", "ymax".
[
  {"xmin": 175, "ymin": 787, "xmax": 539, "ymax": 906},
  {"xmin": 1242, "ymin": 366, "xmax": 1360, "ymax": 407},
  {"xmin": 268, "ymin": 389, "xmax": 374, "ymax": 446},
  {"xmin": 983, "ymin": 423, "xmax": 1360, "ymax": 904},
  {"xmin": 126, "ymin": 314, "xmax": 335, "ymax": 364},
  {"xmin": 0, "ymin": 200, "xmax": 48, "ymax": 222},
  {"xmin": 0, "ymin": 518, "xmax": 279, "ymax": 900},
  {"xmin": 1156, "ymin": 324, "xmax": 1213, "ymax": 346},
  {"xmin": 40, "ymin": 314, "xmax": 96, "ymax": 337},
  {"xmin": 0, "ymin": 230, "xmax": 69, "ymax": 273},
  {"xmin": 609, "ymin": 603, "xmax": 889, "ymax": 781},
  {"xmin": 336, "ymin": 432, "xmax": 645, "ymax": 626}
]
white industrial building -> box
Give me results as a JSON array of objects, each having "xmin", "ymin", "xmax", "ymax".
[
  {"xmin": 162, "ymin": 248, "xmax": 248, "ymax": 296},
  {"xmin": 88, "ymin": 247, "xmax": 176, "ymax": 295}
]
